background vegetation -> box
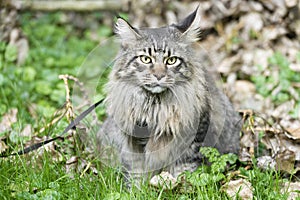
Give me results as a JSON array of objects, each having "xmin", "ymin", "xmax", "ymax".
[{"xmin": 1, "ymin": 0, "xmax": 300, "ymax": 199}]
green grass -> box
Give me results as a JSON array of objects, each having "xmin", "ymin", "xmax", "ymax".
[
  {"xmin": 0, "ymin": 151, "xmax": 290, "ymax": 199},
  {"xmin": 0, "ymin": 12, "xmax": 298, "ymax": 199},
  {"xmin": 0, "ymin": 154, "xmax": 121, "ymax": 199}
]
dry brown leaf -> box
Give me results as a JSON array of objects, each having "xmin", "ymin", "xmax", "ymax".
[
  {"xmin": 16, "ymin": 38, "xmax": 29, "ymax": 66},
  {"xmin": 218, "ymin": 54, "xmax": 241, "ymax": 74},
  {"xmin": 262, "ymin": 26, "xmax": 287, "ymax": 41},
  {"xmin": 240, "ymin": 131, "xmax": 255, "ymax": 149},
  {"xmin": 29, "ymin": 136, "xmax": 62, "ymax": 161},
  {"xmin": 0, "ymin": 108, "xmax": 18, "ymax": 134},
  {"xmin": 222, "ymin": 178, "xmax": 253, "ymax": 200},
  {"xmin": 257, "ymin": 156, "xmax": 276, "ymax": 170},
  {"xmin": 261, "ymin": 128, "xmax": 300, "ymax": 173},
  {"xmin": 239, "ymin": 110, "xmax": 256, "ymax": 162},
  {"xmin": 234, "ymin": 80, "xmax": 256, "ymax": 94},
  {"xmin": 285, "ymin": 128, "xmax": 300, "ymax": 140},
  {"xmin": 290, "ymin": 63, "xmax": 300, "ymax": 72},
  {"xmin": 65, "ymin": 156, "xmax": 78, "ymax": 174},
  {"xmin": 0, "ymin": 140, "xmax": 8, "ymax": 153},
  {"xmin": 281, "ymin": 182, "xmax": 300, "ymax": 200},
  {"xmin": 285, "ymin": 0, "xmax": 299, "ymax": 8},
  {"xmin": 150, "ymin": 171, "xmax": 178, "ymax": 190},
  {"xmin": 20, "ymin": 124, "xmax": 32, "ymax": 138},
  {"xmin": 276, "ymin": 149, "xmax": 296, "ymax": 173},
  {"xmin": 240, "ymin": 12, "xmax": 264, "ymax": 34},
  {"xmin": 279, "ymin": 136, "xmax": 300, "ymax": 162},
  {"xmin": 272, "ymin": 101, "xmax": 295, "ymax": 118},
  {"xmin": 252, "ymin": 49, "xmax": 274, "ymax": 71}
]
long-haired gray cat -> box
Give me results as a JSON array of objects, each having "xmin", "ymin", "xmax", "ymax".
[{"xmin": 97, "ymin": 6, "xmax": 242, "ymax": 185}]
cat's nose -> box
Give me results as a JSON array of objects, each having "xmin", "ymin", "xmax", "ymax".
[
  {"xmin": 152, "ymin": 64, "xmax": 166, "ymax": 81},
  {"xmin": 153, "ymin": 73, "xmax": 165, "ymax": 81}
]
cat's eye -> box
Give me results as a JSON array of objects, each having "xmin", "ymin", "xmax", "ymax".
[
  {"xmin": 166, "ymin": 57, "xmax": 179, "ymax": 66},
  {"xmin": 139, "ymin": 55, "xmax": 152, "ymax": 64}
]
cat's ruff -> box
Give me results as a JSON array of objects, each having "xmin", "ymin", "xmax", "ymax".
[{"xmin": 97, "ymin": 6, "xmax": 242, "ymax": 186}]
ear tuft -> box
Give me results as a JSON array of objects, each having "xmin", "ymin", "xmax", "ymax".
[
  {"xmin": 114, "ymin": 18, "xmax": 140, "ymax": 44},
  {"xmin": 174, "ymin": 6, "xmax": 201, "ymax": 42}
]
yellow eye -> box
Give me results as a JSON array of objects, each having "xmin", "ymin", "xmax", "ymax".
[
  {"xmin": 139, "ymin": 55, "xmax": 152, "ymax": 64},
  {"xmin": 166, "ymin": 57, "xmax": 178, "ymax": 65}
]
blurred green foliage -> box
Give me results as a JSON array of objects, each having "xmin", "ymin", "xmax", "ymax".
[
  {"xmin": 0, "ymin": 12, "xmax": 117, "ymax": 151},
  {"xmin": 251, "ymin": 52, "xmax": 300, "ymax": 109},
  {"xmin": 0, "ymin": 12, "xmax": 109, "ymax": 123}
]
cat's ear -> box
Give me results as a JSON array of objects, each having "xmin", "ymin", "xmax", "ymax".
[
  {"xmin": 114, "ymin": 18, "xmax": 141, "ymax": 44},
  {"xmin": 175, "ymin": 6, "xmax": 201, "ymax": 42}
]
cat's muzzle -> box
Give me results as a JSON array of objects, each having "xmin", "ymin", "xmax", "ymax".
[{"xmin": 143, "ymin": 83, "xmax": 167, "ymax": 94}]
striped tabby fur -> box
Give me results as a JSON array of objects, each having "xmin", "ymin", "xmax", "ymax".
[{"xmin": 97, "ymin": 7, "xmax": 242, "ymax": 185}]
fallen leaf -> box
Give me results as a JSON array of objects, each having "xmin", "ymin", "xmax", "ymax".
[
  {"xmin": 239, "ymin": 113, "xmax": 256, "ymax": 162},
  {"xmin": 262, "ymin": 26, "xmax": 287, "ymax": 41},
  {"xmin": 65, "ymin": 156, "xmax": 78, "ymax": 176},
  {"xmin": 240, "ymin": 12, "xmax": 264, "ymax": 32},
  {"xmin": 285, "ymin": 0, "xmax": 298, "ymax": 8},
  {"xmin": 0, "ymin": 140, "xmax": 8, "ymax": 153},
  {"xmin": 150, "ymin": 171, "xmax": 178, "ymax": 190},
  {"xmin": 272, "ymin": 101, "xmax": 295, "ymax": 118},
  {"xmin": 252, "ymin": 49, "xmax": 274, "ymax": 71},
  {"xmin": 285, "ymin": 128, "xmax": 300, "ymax": 140},
  {"xmin": 262, "ymin": 128, "xmax": 300, "ymax": 173},
  {"xmin": 0, "ymin": 108, "xmax": 18, "ymax": 134},
  {"xmin": 279, "ymin": 135, "xmax": 300, "ymax": 162},
  {"xmin": 234, "ymin": 80, "xmax": 256, "ymax": 94},
  {"xmin": 276, "ymin": 149, "xmax": 296, "ymax": 173},
  {"xmin": 257, "ymin": 156, "xmax": 276, "ymax": 170},
  {"xmin": 66, "ymin": 156, "xmax": 78, "ymax": 165},
  {"xmin": 222, "ymin": 178, "xmax": 253, "ymax": 200},
  {"xmin": 20, "ymin": 124, "xmax": 32, "ymax": 138},
  {"xmin": 289, "ymin": 63, "xmax": 300, "ymax": 72},
  {"xmin": 281, "ymin": 182, "xmax": 300, "ymax": 200},
  {"xmin": 16, "ymin": 38, "xmax": 29, "ymax": 66},
  {"xmin": 218, "ymin": 54, "xmax": 241, "ymax": 74}
]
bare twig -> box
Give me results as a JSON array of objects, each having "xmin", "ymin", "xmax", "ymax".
[{"xmin": 59, "ymin": 74, "xmax": 75, "ymax": 122}]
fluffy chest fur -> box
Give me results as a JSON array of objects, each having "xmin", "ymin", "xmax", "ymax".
[
  {"xmin": 98, "ymin": 7, "xmax": 241, "ymax": 180},
  {"xmin": 105, "ymin": 72, "xmax": 207, "ymax": 141}
]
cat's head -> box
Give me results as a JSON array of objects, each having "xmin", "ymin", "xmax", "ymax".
[{"xmin": 113, "ymin": 7, "xmax": 202, "ymax": 94}]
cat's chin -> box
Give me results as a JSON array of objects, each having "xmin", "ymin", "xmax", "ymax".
[{"xmin": 143, "ymin": 85, "xmax": 167, "ymax": 94}]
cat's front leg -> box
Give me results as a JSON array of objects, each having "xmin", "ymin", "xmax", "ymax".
[{"xmin": 120, "ymin": 136, "xmax": 152, "ymax": 188}]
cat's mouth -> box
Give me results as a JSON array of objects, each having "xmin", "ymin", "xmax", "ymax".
[{"xmin": 143, "ymin": 83, "xmax": 167, "ymax": 94}]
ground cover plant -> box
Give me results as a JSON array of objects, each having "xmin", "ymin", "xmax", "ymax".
[{"xmin": 1, "ymin": 6, "xmax": 300, "ymax": 200}]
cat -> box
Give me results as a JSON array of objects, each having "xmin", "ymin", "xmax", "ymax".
[{"xmin": 96, "ymin": 6, "xmax": 242, "ymax": 185}]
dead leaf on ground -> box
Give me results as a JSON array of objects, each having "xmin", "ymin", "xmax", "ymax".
[
  {"xmin": 285, "ymin": 128, "xmax": 300, "ymax": 140},
  {"xmin": 25, "ymin": 136, "xmax": 63, "ymax": 164},
  {"xmin": 0, "ymin": 108, "xmax": 18, "ymax": 134},
  {"xmin": 290, "ymin": 63, "xmax": 300, "ymax": 72},
  {"xmin": 281, "ymin": 182, "xmax": 300, "ymax": 200},
  {"xmin": 150, "ymin": 171, "xmax": 178, "ymax": 190},
  {"xmin": 65, "ymin": 156, "xmax": 79, "ymax": 177},
  {"xmin": 261, "ymin": 128, "xmax": 300, "ymax": 173},
  {"xmin": 20, "ymin": 124, "xmax": 32, "ymax": 138},
  {"xmin": 239, "ymin": 130, "xmax": 255, "ymax": 162},
  {"xmin": 257, "ymin": 156, "xmax": 276, "ymax": 170},
  {"xmin": 0, "ymin": 140, "xmax": 8, "ymax": 153},
  {"xmin": 276, "ymin": 149, "xmax": 296, "ymax": 173},
  {"xmin": 222, "ymin": 178, "xmax": 253, "ymax": 200}
]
